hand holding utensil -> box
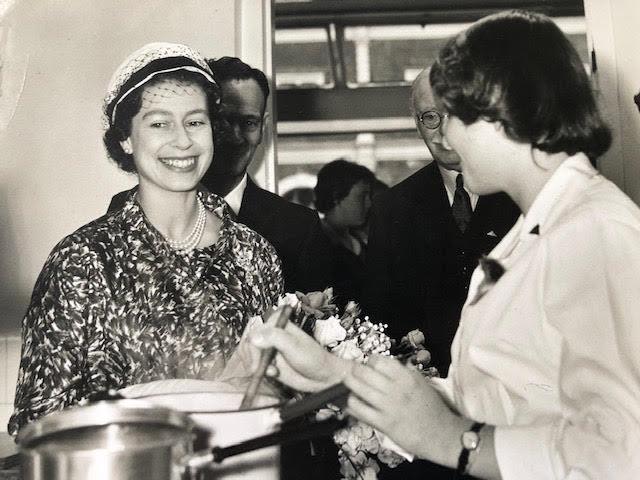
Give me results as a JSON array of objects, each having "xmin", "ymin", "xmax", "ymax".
[{"xmin": 240, "ymin": 305, "xmax": 293, "ymax": 409}]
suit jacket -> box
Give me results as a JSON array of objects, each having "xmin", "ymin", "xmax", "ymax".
[
  {"xmin": 237, "ymin": 177, "xmax": 331, "ymax": 293},
  {"xmin": 362, "ymin": 162, "xmax": 520, "ymax": 375}
]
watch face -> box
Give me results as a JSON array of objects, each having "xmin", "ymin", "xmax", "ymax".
[{"xmin": 462, "ymin": 430, "xmax": 480, "ymax": 450}]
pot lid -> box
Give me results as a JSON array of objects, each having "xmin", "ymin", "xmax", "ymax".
[{"xmin": 17, "ymin": 399, "xmax": 193, "ymax": 447}]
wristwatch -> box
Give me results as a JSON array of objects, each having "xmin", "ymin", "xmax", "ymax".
[{"xmin": 456, "ymin": 421, "xmax": 485, "ymax": 477}]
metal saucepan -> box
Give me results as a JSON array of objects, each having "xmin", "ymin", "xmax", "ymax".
[{"xmin": 16, "ymin": 384, "xmax": 348, "ymax": 480}]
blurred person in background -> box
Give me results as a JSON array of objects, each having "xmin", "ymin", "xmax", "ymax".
[
  {"xmin": 314, "ymin": 159, "xmax": 375, "ymax": 308},
  {"xmin": 351, "ymin": 176, "xmax": 389, "ymax": 250}
]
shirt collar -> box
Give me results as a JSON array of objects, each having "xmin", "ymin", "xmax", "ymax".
[
  {"xmin": 224, "ymin": 173, "xmax": 248, "ymax": 216},
  {"xmin": 519, "ymin": 152, "xmax": 597, "ymax": 239},
  {"xmin": 477, "ymin": 153, "xmax": 597, "ymax": 264},
  {"xmin": 437, "ymin": 164, "xmax": 479, "ymax": 210}
]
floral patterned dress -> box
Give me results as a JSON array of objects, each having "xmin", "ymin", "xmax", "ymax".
[{"xmin": 8, "ymin": 191, "xmax": 283, "ymax": 435}]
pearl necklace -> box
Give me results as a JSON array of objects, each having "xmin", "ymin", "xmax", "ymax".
[{"xmin": 166, "ymin": 199, "xmax": 207, "ymax": 255}]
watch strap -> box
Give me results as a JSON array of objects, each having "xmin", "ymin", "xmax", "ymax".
[{"xmin": 455, "ymin": 421, "xmax": 485, "ymax": 478}]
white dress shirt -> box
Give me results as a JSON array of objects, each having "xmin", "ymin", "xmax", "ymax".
[
  {"xmin": 224, "ymin": 173, "xmax": 248, "ymax": 216},
  {"xmin": 434, "ymin": 153, "xmax": 640, "ymax": 479},
  {"xmin": 438, "ymin": 164, "xmax": 479, "ymax": 210}
]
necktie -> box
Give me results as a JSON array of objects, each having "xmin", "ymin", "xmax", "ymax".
[{"xmin": 452, "ymin": 173, "xmax": 472, "ymax": 232}]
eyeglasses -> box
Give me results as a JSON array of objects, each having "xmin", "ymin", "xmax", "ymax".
[{"xmin": 417, "ymin": 110, "xmax": 448, "ymax": 130}]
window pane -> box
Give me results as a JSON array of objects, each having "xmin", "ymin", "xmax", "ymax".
[
  {"xmin": 274, "ymin": 28, "xmax": 333, "ymax": 88},
  {"xmin": 342, "ymin": 19, "xmax": 587, "ymax": 86},
  {"xmin": 344, "ymin": 24, "xmax": 469, "ymax": 86},
  {"xmin": 277, "ymin": 131, "xmax": 430, "ymax": 208}
]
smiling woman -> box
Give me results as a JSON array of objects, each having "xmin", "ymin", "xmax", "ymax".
[{"xmin": 8, "ymin": 43, "xmax": 284, "ymax": 436}]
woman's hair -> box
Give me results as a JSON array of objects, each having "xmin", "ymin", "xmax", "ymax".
[
  {"xmin": 314, "ymin": 159, "xmax": 375, "ymax": 214},
  {"xmin": 103, "ymin": 69, "xmax": 220, "ymax": 172},
  {"xmin": 430, "ymin": 10, "xmax": 611, "ymax": 162}
]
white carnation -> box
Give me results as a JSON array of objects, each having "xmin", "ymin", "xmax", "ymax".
[
  {"xmin": 313, "ymin": 315, "xmax": 347, "ymax": 347},
  {"xmin": 332, "ymin": 338, "xmax": 364, "ymax": 362}
]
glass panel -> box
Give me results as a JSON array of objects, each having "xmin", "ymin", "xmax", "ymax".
[
  {"xmin": 277, "ymin": 131, "xmax": 430, "ymax": 209},
  {"xmin": 274, "ymin": 28, "xmax": 333, "ymax": 88},
  {"xmin": 342, "ymin": 19, "xmax": 588, "ymax": 86},
  {"xmin": 344, "ymin": 24, "xmax": 470, "ymax": 86},
  {"xmin": 567, "ymin": 34, "xmax": 589, "ymax": 71}
]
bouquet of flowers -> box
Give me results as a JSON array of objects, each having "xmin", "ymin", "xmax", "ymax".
[{"xmin": 279, "ymin": 288, "xmax": 439, "ymax": 480}]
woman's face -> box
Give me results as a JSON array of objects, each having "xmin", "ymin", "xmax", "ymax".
[
  {"xmin": 335, "ymin": 180, "xmax": 372, "ymax": 228},
  {"xmin": 443, "ymin": 115, "xmax": 506, "ymax": 196},
  {"xmin": 121, "ymin": 79, "xmax": 214, "ymax": 194}
]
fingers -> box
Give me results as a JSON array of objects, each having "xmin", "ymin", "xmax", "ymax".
[
  {"xmin": 344, "ymin": 356, "xmax": 427, "ymax": 417},
  {"xmin": 368, "ymin": 355, "xmax": 411, "ymax": 379},
  {"xmin": 250, "ymin": 322, "xmax": 318, "ymax": 361},
  {"xmin": 345, "ymin": 393, "xmax": 387, "ymax": 432},
  {"xmin": 347, "ymin": 355, "xmax": 413, "ymax": 392},
  {"xmin": 250, "ymin": 321, "xmax": 341, "ymax": 392},
  {"xmin": 368, "ymin": 355, "xmax": 422, "ymax": 392},
  {"xmin": 346, "ymin": 362, "xmax": 391, "ymax": 399}
]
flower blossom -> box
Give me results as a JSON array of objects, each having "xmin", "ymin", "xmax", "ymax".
[
  {"xmin": 414, "ymin": 349, "xmax": 431, "ymax": 365},
  {"xmin": 332, "ymin": 338, "xmax": 365, "ymax": 362},
  {"xmin": 377, "ymin": 448, "xmax": 405, "ymax": 468},
  {"xmin": 297, "ymin": 288, "xmax": 334, "ymax": 318},
  {"xmin": 405, "ymin": 329, "xmax": 425, "ymax": 348},
  {"xmin": 314, "ymin": 315, "xmax": 347, "ymax": 347}
]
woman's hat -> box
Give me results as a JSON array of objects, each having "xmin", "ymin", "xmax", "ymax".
[{"xmin": 103, "ymin": 42, "xmax": 218, "ymax": 128}]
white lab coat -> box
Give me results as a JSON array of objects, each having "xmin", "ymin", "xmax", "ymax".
[{"xmin": 435, "ymin": 153, "xmax": 640, "ymax": 479}]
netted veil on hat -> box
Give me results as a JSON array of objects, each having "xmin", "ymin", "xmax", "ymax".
[{"xmin": 103, "ymin": 42, "xmax": 218, "ymax": 128}]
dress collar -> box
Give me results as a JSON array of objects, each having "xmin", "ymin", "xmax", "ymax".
[{"xmin": 118, "ymin": 189, "xmax": 234, "ymax": 261}]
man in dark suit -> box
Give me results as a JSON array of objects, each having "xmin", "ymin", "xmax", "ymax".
[
  {"xmin": 364, "ymin": 68, "xmax": 519, "ymax": 377},
  {"xmin": 201, "ymin": 56, "xmax": 331, "ymax": 294},
  {"xmin": 201, "ymin": 57, "xmax": 337, "ymax": 480},
  {"xmin": 109, "ymin": 57, "xmax": 331, "ymax": 294}
]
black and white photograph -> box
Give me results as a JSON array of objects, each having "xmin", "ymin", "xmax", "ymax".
[{"xmin": 1, "ymin": 1, "xmax": 639, "ymax": 479}]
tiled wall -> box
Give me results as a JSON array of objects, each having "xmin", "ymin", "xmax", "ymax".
[{"xmin": 0, "ymin": 338, "xmax": 20, "ymax": 433}]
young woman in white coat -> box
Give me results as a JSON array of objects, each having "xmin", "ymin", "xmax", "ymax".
[{"xmin": 251, "ymin": 10, "xmax": 640, "ymax": 480}]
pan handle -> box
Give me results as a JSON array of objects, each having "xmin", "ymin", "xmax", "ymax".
[
  {"xmin": 179, "ymin": 416, "xmax": 347, "ymax": 474},
  {"xmin": 278, "ymin": 382, "xmax": 349, "ymax": 423}
]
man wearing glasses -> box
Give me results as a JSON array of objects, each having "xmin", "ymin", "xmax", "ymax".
[
  {"xmin": 363, "ymin": 65, "xmax": 519, "ymax": 405},
  {"xmin": 362, "ymin": 66, "xmax": 518, "ymax": 480}
]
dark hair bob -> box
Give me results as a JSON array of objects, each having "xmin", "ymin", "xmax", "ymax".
[
  {"xmin": 103, "ymin": 69, "xmax": 221, "ymax": 173},
  {"xmin": 430, "ymin": 10, "xmax": 611, "ymax": 162},
  {"xmin": 314, "ymin": 159, "xmax": 374, "ymax": 214}
]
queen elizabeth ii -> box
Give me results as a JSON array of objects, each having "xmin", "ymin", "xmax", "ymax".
[{"xmin": 8, "ymin": 42, "xmax": 283, "ymax": 436}]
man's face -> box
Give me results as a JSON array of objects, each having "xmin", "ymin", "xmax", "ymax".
[
  {"xmin": 211, "ymin": 78, "xmax": 266, "ymax": 176},
  {"xmin": 412, "ymin": 73, "xmax": 461, "ymax": 171}
]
